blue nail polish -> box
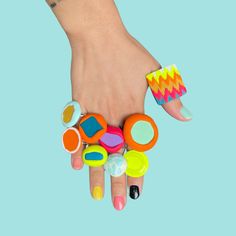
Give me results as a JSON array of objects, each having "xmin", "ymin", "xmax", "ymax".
[{"xmin": 180, "ymin": 106, "xmax": 192, "ymax": 120}]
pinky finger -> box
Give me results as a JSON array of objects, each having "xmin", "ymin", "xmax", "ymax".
[
  {"xmin": 71, "ymin": 144, "xmax": 85, "ymax": 170},
  {"xmin": 127, "ymin": 176, "xmax": 144, "ymax": 200}
]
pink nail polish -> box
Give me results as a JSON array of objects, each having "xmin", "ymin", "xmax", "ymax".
[
  {"xmin": 72, "ymin": 158, "xmax": 82, "ymax": 170},
  {"xmin": 113, "ymin": 196, "xmax": 125, "ymax": 211}
]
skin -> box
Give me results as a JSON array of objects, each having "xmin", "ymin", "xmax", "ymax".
[{"xmin": 47, "ymin": 0, "xmax": 191, "ymax": 210}]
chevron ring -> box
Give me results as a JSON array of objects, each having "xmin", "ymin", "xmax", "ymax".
[{"xmin": 146, "ymin": 64, "xmax": 187, "ymax": 105}]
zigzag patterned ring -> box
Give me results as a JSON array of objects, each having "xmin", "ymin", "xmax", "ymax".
[{"xmin": 146, "ymin": 64, "xmax": 187, "ymax": 105}]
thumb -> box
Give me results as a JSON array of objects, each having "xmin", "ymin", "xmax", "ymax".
[
  {"xmin": 146, "ymin": 64, "xmax": 192, "ymax": 122},
  {"xmin": 162, "ymin": 98, "xmax": 192, "ymax": 121}
]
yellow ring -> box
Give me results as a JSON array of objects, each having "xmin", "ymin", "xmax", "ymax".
[
  {"xmin": 124, "ymin": 150, "xmax": 149, "ymax": 177},
  {"xmin": 82, "ymin": 145, "xmax": 108, "ymax": 167}
]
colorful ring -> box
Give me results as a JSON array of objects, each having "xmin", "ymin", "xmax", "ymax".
[
  {"xmin": 82, "ymin": 145, "xmax": 108, "ymax": 167},
  {"xmin": 123, "ymin": 114, "xmax": 158, "ymax": 151},
  {"xmin": 62, "ymin": 127, "xmax": 82, "ymax": 154},
  {"xmin": 104, "ymin": 153, "xmax": 127, "ymax": 177},
  {"xmin": 99, "ymin": 126, "xmax": 124, "ymax": 153},
  {"xmin": 77, "ymin": 113, "xmax": 107, "ymax": 144},
  {"xmin": 124, "ymin": 150, "xmax": 149, "ymax": 178},
  {"xmin": 146, "ymin": 64, "xmax": 187, "ymax": 105},
  {"xmin": 62, "ymin": 101, "xmax": 81, "ymax": 128}
]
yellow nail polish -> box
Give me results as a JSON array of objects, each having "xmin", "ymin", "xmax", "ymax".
[{"xmin": 92, "ymin": 186, "xmax": 103, "ymax": 200}]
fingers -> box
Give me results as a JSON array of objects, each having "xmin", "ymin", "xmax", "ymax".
[
  {"xmin": 63, "ymin": 100, "xmax": 86, "ymax": 170},
  {"xmin": 146, "ymin": 64, "xmax": 192, "ymax": 122},
  {"xmin": 111, "ymin": 173, "xmax": 127, "ymax": 211},
  {"xmin": 127, "ymin": 176, "xmax": 144, "ymax": 200},
  {"xmin": 125, "ymin": 146, "xmax": 145, "ymax": 200},
  {"xmin": 162, "ymin": 98, "xmax": 192, "ymax": 122},
  {"xmin": 89, "ymin": 166, "xmax": 104, "ymax": 201},
  {"xmin": 70, "ymin": 144, "xmax": 85, "ymax": 170},
  {"xmin": 109, "ymin": 148, "xmax": 127, "ymax": 210}
]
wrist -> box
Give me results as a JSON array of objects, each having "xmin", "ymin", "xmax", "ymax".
[
  {"xmin": 68, "ymin": 24, "xmax": 128, "ymax": 52},
  {"xmin": 47, "ymin": 0, "xmax": 127, "ymax": 47}
]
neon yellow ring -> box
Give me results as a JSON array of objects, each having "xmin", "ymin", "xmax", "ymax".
[
  {"xmin": 82, "ymin": 145, "xmax": 108, "ymax": 167},
  {"xmin": 124, "ymin": 150, "xmax": 149, "ymax": 177}
]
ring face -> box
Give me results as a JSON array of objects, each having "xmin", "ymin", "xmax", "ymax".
[
  {"xmin": 62, "ymin": 127, "xmax": 81, "ymax": 154},
  {"xmin": 99, "ymin": 126, "xmax": 124, "ymax": 153},
  {"xmin": 78, "ymin": 114, "xmax": 107, "ymax": 144},
  {"xmin": 124, "ymin": 150, "xmax": 149, "ymax": 177},
  {"xmin": 104, "ymin": 153, "xmax": 127, "ymax": 177},
  {"xmin": 131, "ymin": 121, "xmax": 154, "ymax": 144},
  {"xmin": 123, "ymin": 114, "xmax": 158, "ymax": 151},
  {"xmin": 62, "ymin": 101, "xmax": 81, "ymax": 127},
  {"xmin": 146, "ymin": 64, "xmax": 187, "ymax": 105},
  {"xmin": 82, "ymin": 145, "xmax": 108, "ymax": 167}
]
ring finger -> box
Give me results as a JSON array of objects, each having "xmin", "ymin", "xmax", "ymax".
[
  {"xmin": 89, "ymin": 166, "xmax": 105, "ymax": 201},
  {"xmin": 109, "ymin": 148, "xmax": 127, "ymax": 211}
]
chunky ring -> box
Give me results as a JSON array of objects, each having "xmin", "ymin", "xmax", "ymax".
[
  {"xmin": 82, "ymin": 145, "xmax": 108, "ymax": 167},
  {"xmin": 62, "ymin": 127, "xmax": 82, "ymax": 154},
  {"xmin": 104, "ymin": 153, "xmax": 127, "ymax": 177},
  {"xmin": 123, "ymin": 114, "xmax": 158, "ymax": 152},
  {"xmin": 146, "ymin": 65, "xmax": 187, "ymax": 105},
  {"xmin": 62, "ymin": 101, "xmax": 81, "ymax": 127},
  {"xmin": 77, "ymin": 113, "xmax": 107, "ymax": 144},
  {"xmin": 124, "ymin": 150, "xmax": 149, "ymax": 178},
  {"xmin": 99, "ymin": 126, "xmax": 124, "ymax": 153}
]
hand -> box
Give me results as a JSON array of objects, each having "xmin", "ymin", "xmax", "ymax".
[
  {"xmin": 48, "ymin": 0, "xmax": 192, "ymax": 210},
  {"xmin": 69, "ymin": 30, "xmax": 191, "ymax": 210}
]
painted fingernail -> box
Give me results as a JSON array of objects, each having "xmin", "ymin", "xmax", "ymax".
[
  {"xmin": 71, "ymin": 158, "xmax": 82, "ymax": 170},
  {"xmin": 129, "ymin": 185, "xmax": 140, "ymax": 200},
  {"xmin": 180, "ymin": 106, "xmax": 192, "ymax": 120},
  {"xmin": 92, "ymin": 186, "xmax": 103, "ymax": 200},
  {"xmin": 113, "ymin": 196, "xmax": 125, "ymax": 211}
]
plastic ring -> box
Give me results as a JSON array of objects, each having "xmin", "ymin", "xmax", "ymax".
[
  {"xmin": 62, "ymin": 127, "xmax": 82, "ymax": 154},
  {"xmin": 62, "ymin": 101, "xmax": 81, "ymax": 127},
  {"xmin": 77, "ymin": 113, "xmax": 107, "ymax": 144},
  {"xmin": 123, "ymin": 114, "xmax": 158, "ymax": 151},
  {"xmin": 146, "ymin": 64, "xmax": 187, "ymax": 105},
  {"xmin": 104, "ymin": 153, "xmax": 127, "ymax": 177},
  {"xmin": 82, "ymin": 145, "xmax": 108, "ymax": 167},
  {"xmin": 124, "ymin": 150, "xmax": 149, "ymax": 177},
  {"xmin": 99, "ymin": 126, "xmax": 124, "ymax": 153}
]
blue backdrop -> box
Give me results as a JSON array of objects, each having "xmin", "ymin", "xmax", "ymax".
[{"xmin": 0, "ymin": 0, "xmax": 235, "ymax": 235}]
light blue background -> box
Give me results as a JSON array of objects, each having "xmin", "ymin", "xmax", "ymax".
[{"xmin": 0, "ymin": 0, "xmax": 235, "ymax": 235}]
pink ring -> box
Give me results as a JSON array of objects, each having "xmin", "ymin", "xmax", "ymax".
[{"xmin": 98, "ymin": 126, "xmax": 124, "ymax": 153}]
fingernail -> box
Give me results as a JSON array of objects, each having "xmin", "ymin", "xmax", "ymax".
[
  {"xmin": 113, "ymin": 196, "xmax": 125, "ymax": 211},
  {"xmin": 129, "ymin": 185, "xmax": 140, "ymax": 200},
  {"xmin": 180, "ymin": 106, "xmax": 192, "ymax": 120},
  {"xmin": 92, "ymin": 186, "xmax": 103, "ymax": 200},
  {"xmin": 72, "ymin": 158, "xmax": 82, "ymax": 170}
]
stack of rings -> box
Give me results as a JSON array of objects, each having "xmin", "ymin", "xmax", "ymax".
[
  {"xmin": 61, "ymin": 65, "xmax": 187, "ymax": 178},
  {"xmin": 61, "ymin": 101, "xmax": 158, "ymax": 178}
]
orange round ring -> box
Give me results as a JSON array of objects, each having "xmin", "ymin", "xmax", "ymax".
[
  {"xmin": 62, "ymin": 127, "xmax": 82, "ymax": 154},
  {"xmin": 123, "ymin": 114, "xmax": 158, "ymax": 151},
  {"xmin": 77, "ymin": 113, "xmax": 107, "ymax": 144}
]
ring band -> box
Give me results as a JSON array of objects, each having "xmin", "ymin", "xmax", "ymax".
[
  {"xmin": 146, "ymin": 64, "xmax": 187, "ymax": 105},
  {"xmin": 62, "ymin": 127, "xmax": 82, "ymax": 154},
  {"xmin": 62, "ymin": 100, "xmax": 81, "ymax": 128},
  {"xmin": 104, "ymin": 153, "xmax": 127, "ymax": 177},
  {"xmin": 77, "ymin": 113, "xmax": 107, "ymax": 144},
  {"xmin": 123, "ymin": 114, "xmax": 158, "ymax": 152},
  {"xmin": 99, "ymin": 126, "xmax": 124, "ymax": 153},
  {"xmin": 82, "ymin": 145, "xmax": 108, "ymax": 167},
  {"xmin": 124, "ymin": 150, "xmax": 149, "ymax": 177}
]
